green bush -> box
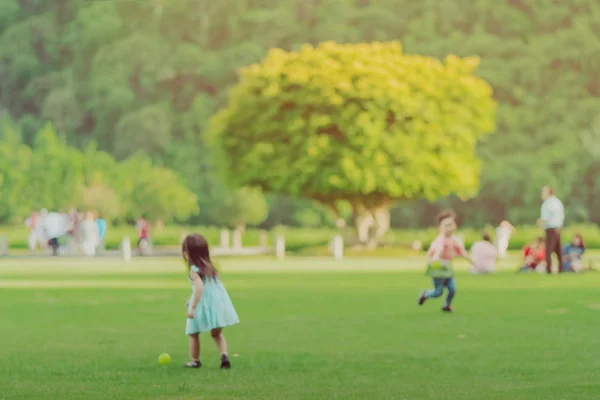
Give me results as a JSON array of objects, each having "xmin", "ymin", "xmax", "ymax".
[{"xmin": 2, "ymin": 224, "xmax": 598, "ymax": 253}]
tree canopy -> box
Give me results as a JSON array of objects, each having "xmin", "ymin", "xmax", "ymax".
[{"xmin": 210, "ymin": 41, "xmax": 495, "ymax": 245}]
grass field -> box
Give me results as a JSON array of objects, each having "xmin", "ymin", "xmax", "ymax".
[{"xmin": 1, "ymin": 256, "xmax": 600, "ymax": 400}]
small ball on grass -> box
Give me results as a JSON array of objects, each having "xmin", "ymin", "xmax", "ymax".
[{"xmin": 158, "ymin": 353, "xmax": 171, "ymax": 365}]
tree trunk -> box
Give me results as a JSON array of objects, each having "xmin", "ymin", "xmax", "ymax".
[
  {"xmin": 352, "ymin": 204, "xmax": 392, "ymax": 250},
  {"xmin": 353, "ymin": 206, "xmax": 374, "ymax": 246},
  {"xmin": 366, "ymin": 207, "xmax": 391, "ymax": 249}
]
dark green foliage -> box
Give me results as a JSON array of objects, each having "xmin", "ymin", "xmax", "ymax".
[{"xmin": 0, "ymin": 0, "xmax": 598, "ymax": 227}]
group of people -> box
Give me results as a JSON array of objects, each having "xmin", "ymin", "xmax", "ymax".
[
  {"xmin": 469, "ymin": 186, "xmax": 587, "ymax": 274},
  {"xmin": 518, "ymin": 233, "xmax": 586, "ymax": 273},
  {"xmin": 25, "ymin": 209, "xmax": 152, "ymax": 257},
  {"xmin": 418, "ymin": 185, "xmax": 584, "ymax": 313},
  {"xmin": 468, "ymin": 229, "xmax": 587, "ymax": 274},
  {"xmin": 25, "ymin": 209, "xmax": 107, "ymax": 256}
]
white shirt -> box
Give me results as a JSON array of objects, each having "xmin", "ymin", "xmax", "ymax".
[
  {"xmin": 541, "ymin": 196, "xmax": 565, "ymax": 229},
  {"xmin": 44, "ymin": 213, "xmax": 67, "ymax": 239}
]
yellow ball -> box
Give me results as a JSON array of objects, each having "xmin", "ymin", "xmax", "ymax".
[{"xmin": 158, "ymin": 353, "xmax": 171, "ymax": 365}]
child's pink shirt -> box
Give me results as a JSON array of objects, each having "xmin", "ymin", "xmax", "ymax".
[{"xmin": 427, "ymin": 234, "xmax": 468, "ymax": 261}]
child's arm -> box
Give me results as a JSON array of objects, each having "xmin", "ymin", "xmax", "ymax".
[
  {"xmin": 428, "ymin": 238, "xmax": 444, "ymax": 261},
  {"xmin": 187, "ymin": 271, "xmax": 204, "ymax": 319},
  {"xmin": 455, "ymin": 237, "xmax": 473, "ymax": 263}
]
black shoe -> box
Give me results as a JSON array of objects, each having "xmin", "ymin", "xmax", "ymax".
[
  {"xmin": 220, "ymin": 354, "xmax": 231, "ymax": 369},
  {"xmin": 183, "ymin": 360, "xmax": 201, "ymax": 369},
  {"xmin": 442, "ymin": 305, "xmax": 453, "ymax": 313},
  {"xmin": 418, "ymin": 291, "xmax": 427, "ymax": 305}
]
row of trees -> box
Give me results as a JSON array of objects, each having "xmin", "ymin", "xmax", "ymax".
[
  {"xmin": 0, "ymin": 119, "xmax": 330, "ymax": 231},
  {"xmin": 1, "ymin": 0, "xmax": 600, "ymax": 236},
  {"xmin": 0, "ymin": 122, "xmax": 198, "ymax": 223}
]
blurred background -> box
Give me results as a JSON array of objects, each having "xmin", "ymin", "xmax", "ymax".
[{"xmin": 1, "ymin": 0, "xmax": 600, "ymax": 256}]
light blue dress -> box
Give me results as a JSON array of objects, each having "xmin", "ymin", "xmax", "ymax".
[{"xmin": 185, "ymin": 266, "xmax": 239, "ymax": 335}]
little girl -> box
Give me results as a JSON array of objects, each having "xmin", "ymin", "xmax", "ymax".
[{"xmin": 182, "ymin": 233, "xmax": 239, "ymax": 369}]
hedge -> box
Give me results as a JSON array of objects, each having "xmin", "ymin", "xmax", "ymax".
[{"xmin": 2, "ymin": 224, "xmax": 598, "ymax": 254}]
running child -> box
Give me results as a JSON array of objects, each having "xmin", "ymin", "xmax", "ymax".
[
  {"xmin": 418, "ymin": 209, "xmax": 472, "ymax": 312},
  {"xmin": 182, "ymin": 233, "xmax": 239, "ymax": 369}
]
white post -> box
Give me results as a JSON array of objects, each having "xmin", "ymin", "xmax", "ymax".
[
  {"xmin": 122, "ymin": 236, "xmax": 131, "ymax": 263},
  {"xmin": 232, "ymin": 229, "xmax": 242, "ymax": 249},
  {"xmin": 259, "ymin": 230, "xmax": 268, "ymax": 247},
  {"xmin": 0, "ymin": 235, "xmax": 7, "ymax": 256},
  {"xmin": 333, "ymin": 235, "xmax": 343, "ymax": 260},
  {"xmin": 220, "ymin": 230, "xmax": 230, "ymax": 248},
  {"xmin": 275, "ymin": 235, "xmax": 285, "ymax": 260}
]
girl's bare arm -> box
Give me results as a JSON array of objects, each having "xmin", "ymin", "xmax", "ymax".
[{"xmin": 188, "ymin": 272, "xmax": 204, "ymax": 313}]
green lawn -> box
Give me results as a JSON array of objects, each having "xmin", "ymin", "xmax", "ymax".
[{"xmin": 1, "ymin": 257, "xmax": 600, "ymax": 400}]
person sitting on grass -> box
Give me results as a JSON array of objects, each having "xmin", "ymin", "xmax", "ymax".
[
  {"xmin": 519, "ymin": 237, "xmax": 545, "ymax": 272},
  {"xmin": 470, "ymin": 232, "xmax": 498, "ymax": 274},
  {"xmin": 563, "ymin": 234, "xmax": 586, "ymax": 273}
]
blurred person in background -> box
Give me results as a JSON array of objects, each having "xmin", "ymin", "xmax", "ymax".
[
  {"xmin": 44, "ymin": 211, "xmax": 67, "ymax": 256},
  {"xmin": 37, "ymin": 209, "xmax": 49, "ymax": 252},
  {"xmin": 96, "ymin": 213, "xmax": 107, "ymax": 254},
  {"xmin": 25, "ymin": 211, "xmax": 41, "ymax": 254},
  {"xmin": 563, "ymin": 234, "xmax": 586, "ymax": 273},
  {"xmin": 66, "ymin": 208, "xmax": 81, "ymax": 254},
  {"xmin": 538, "ymin": 186, "xmax": 565, "ymax": 273},
  {"xmin": 519, "ymin": 237, "xmax": 546, "ymax": 272},
  {"xmin": 136, "ymin": 215, "xmax": 151, "ymax": 255},
  {"xmin": 470, "ymin": 232, "xmax": 498, "ymax": 274},
  {"xmin": 495, "ymin": 220, "xmax": 515, "ymax": 258},
  {"xmin": 81, "ymin": 212, "xmax": 99, "ymax": 257}
]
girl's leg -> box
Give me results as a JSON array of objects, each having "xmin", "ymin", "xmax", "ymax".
[
  {"xmin": 211, "ymin": 328, "xmax": 228, "ymax": 355},
  {"xmin": 189, "ymin": 333, "xmax": 200, "ymax": 362},
  {"xmin": 211, "ymin": 328, "xmax": 231, "ymax": 369}
]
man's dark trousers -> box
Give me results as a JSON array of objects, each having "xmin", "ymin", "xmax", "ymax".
[{"xmin": 545, "ymin": 228, "xmax": 563, "ymax": 273}]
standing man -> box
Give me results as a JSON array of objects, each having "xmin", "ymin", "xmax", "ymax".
[{"xmin": 538, "ymin": 186, "xmax": 565, "ymax": 273}]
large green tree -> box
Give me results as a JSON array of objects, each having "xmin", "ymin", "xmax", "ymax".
[{"xmin": 210, "ymin": 41, "xmax": 496, "ymax": 246}]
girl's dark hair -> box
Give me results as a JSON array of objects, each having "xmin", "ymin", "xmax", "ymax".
[
  {"xmin": 482, "ymin": 232, "xmax": 491, "ymax": 242},
  {"xmin": 573, "ymin": 233, "xmax": 585, "ymax": 249},
  {"xmin": 182, "ymin": 234, "xmax": 218, "ymax": 280}
]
